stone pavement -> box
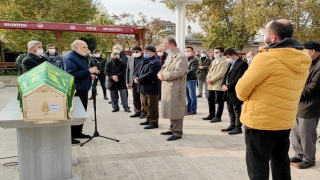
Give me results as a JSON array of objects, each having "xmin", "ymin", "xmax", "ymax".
[{"xmin": 0, "ymin": 86, "xmax": 320, "ymax": 180}]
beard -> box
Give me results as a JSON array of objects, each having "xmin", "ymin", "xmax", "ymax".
[{"xmin": 76, "ymin": 49, "xmax": 87, "ymax": 56}]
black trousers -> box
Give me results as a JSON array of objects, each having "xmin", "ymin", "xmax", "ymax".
[
  {"xmin": 72, "ymin": 91, "xmax": 88, "ymax": 136},
  {"xmin": 226, "ymin": 102, "xmax": 242, "ymax": 128},
  {"xmin": 245, "ymin": 127, "xmax": 291, "ymax": 180},
  {"xmin": 207, "ymin": 90, "xmax": 224, "ymax": 118},
  {"xmin": 131, "ymin": 83, "xmax": 144, "ymax": 113}
]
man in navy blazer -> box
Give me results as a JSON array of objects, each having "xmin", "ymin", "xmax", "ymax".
[
  {"xmin": 63, "ymin": 40, "xmax": 99, "ymax": 144},
  {"xmin": 134, "ymin": 45, "xmax": 162, "ymax": 129}
]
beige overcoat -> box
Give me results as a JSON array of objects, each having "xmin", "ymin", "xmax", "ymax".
[
  {"xmin": 206, "ymin": 57, "xmax": 229, "ymax": 91},
  {"xmin": 159, "ymin": 48, "xmax": 188, "ymax": 119}
]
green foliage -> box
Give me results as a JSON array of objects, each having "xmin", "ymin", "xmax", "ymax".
[
  {"xmin": 80, "ymin": 34, "xmax": 98, "ymax": 52},
  {"xmin": 0, "ymin": 0, "xmax": 99, "ymax": 52},
  {"xmin": 167, "ymin": 0, "xmax": 320, "ymax": 50},
  {"xmin": 0, "ymin": 70, "xmax": 18, "ymax": 76}
]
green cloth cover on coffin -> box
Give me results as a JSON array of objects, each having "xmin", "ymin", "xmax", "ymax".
[{"xmin": 17, "ymin": 62, "xmax": 75, "ymax": 119}]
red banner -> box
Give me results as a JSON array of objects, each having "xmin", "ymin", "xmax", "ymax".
[{"xmin": 0, "ymin": 21, "xmax": 139, "ymax": 34}]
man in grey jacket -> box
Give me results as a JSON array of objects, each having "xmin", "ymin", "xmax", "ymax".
[{"xmin": 290, "ymin": 40, "xmax": 320, "ymax": 169}]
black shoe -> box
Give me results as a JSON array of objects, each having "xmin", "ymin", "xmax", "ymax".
[
  {"xmin": 73, "ymin": 133, "xmax": 91, "ymax": 139},
  {"xmin": 167, "ymin": 135, "xmax": 182, "ymax": 141},
  {"xmin": 197, "ymin": 95, "xmax": 202, "ymax": 98},
  {"xmin": 290, "ymin": 156, "xmax": 303, "ymax": 163},
  {"xmin": 88, "ymin": 96, "xmax": 93, "ymax": 100},
  {"xmin": 140, "ymin": 120, "xmax": 149, "ymax": 125},
  {"xmin": 139, "ymin": 113, "xmax": 146, "ymax": 119},
  {"xmin": 202, "ymin": 116, "xmax": 214, "ymax": 120},
  {"xmin": 298, "ymin": 161, "xmax": 315, "ymax": 169},
  {"xmin": 228, "ymin": 128, "xmax": 242, "ymax": 135},
  {"xmin": 125, "ymin": 109, "xmax": 131, "ymax": 113},
  {"xmin": 210, "ymin": 118, "xmax": 222, "ymax": 123},
  {"xmin": 160, "ymin": 131, "xmax": 173, "ymax": 135},
  {"xmin": 188, "ymin": 111, "xmax": 196, "ymax": 115},
  {"xmin": 144, "ymin": 124, "xmax": 159, "ymax": 129},
  {"xmin": 221, "ymin": 126, "xmax": 235, "ymax": 132},
  {"xmin": 112, "ymin": 109, "xmax": 119, "ymax": 112},
  {"xmin": 130, "ymin": 113, "xmax": 141, "ymax": 118},
  {"xmin": 108, "ymin": 101, "xmax": 112, "ymax": 104},
  {"xmin": 72, "ymin": 138, "xmax": 80, "ymax": 144}
]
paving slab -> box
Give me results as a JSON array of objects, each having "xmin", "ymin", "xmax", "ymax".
[{"xmin": 1, "ymin": 86, "xmax": 320, "ymax": 180}]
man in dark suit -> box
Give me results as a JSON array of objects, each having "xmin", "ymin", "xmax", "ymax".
[
  {"xmin": 221, "ymin": 48, "xmax": 248, "ymax": 135},
  {"xmin": 126, "ymin": 46, "xmax": 146, "ymax": 118},
  {"xmin": 22, "ymin": 40, "xmax": 46, "ymax": 73},
  {"xmin": 63, "ymin": 40, "xmax": 99, "ymax": 144}
]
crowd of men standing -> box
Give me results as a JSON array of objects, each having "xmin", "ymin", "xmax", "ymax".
[{"xmin": 15, "ymin": 18, "xmax": 320, "ymax": 180}]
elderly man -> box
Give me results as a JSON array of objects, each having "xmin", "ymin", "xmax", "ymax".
[
  {"xmin": 290, "ymin": 40, "xmax": 320, "ymax": 169},
  {"xmin": 63, "ymin": 40, "xmax": 99, "ymax": 144},
  {"xmin": 236, "ymin": 19, "xmax": 311, "ymax": 179},
  {"xmin": 105, "ymin": 51, "xmax": 130, "ymax": 112},
  {"xmin": 22, "ymin": 40, "xmax": 46, "ymax": 73},
  {"xmin": 134, "ymin": 45, "xmax": 162, "ymax": 129},
  {"xmin": 157, "ymin": 37, "xmax": 188, "ymax": 141},
  {"xmin": 112, "ymin": 45, "xmax": 128, "ymax": 64}
]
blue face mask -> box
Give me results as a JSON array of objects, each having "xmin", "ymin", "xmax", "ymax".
[{"xmin": 144, "ymin": 54, "xmax": 151, "ymax": 59}]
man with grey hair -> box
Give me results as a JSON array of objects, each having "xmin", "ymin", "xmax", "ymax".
[
  {"xmin": 22, "ymin": 40, "xmax": 46, "ymax": 73},
  {"xmin": 63, "ymin": 40, "xmax": 99, "ymax": 144},
  {"xmin": 112, "ymin": 44, "xmax": 128, "ymax": 64}
]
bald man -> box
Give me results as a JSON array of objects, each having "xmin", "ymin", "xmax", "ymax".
[
  {"xmin": 63, "ymin": 40, "xmax": 99, "ymax": 144},
  {"xmin": 236, "ymin": 19, "xmax": 311, "ymax": 179}
]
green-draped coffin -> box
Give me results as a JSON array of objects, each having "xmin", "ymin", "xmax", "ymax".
[{"xmin": 17, "ymin": 62, "xmax": 75, "ymax": 122}]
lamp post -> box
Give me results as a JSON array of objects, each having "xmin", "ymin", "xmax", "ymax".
[{"xmin": 158, "ymin": 0, "xmax": 202, "ymax": 50}]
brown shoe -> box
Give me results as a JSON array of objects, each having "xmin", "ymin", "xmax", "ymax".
[{"xmin": 104, "ymin": 96, "xmax": 108, "ymax": 100}]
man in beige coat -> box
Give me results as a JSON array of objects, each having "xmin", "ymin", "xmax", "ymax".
[
  {"xmin": 203, "ymin": 46, "xmax": 229, "ymax": 123},
  {"xmin": 157, "ymin": 37, "xmax": 188, "ymax": 141}
]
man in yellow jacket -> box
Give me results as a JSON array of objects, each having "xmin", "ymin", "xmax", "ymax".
[{"xmin": 236, "ymin": 19, "xmax": 311, "ymax": 180}]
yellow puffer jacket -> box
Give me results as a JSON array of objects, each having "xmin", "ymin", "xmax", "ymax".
[{"xmin": 236, "ymin": 40, "xmax": 311, "ymax": 130}]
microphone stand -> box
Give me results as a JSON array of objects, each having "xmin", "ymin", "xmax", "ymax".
[{"xmin": 80, "ymin": 71, "xmax": 119, "ymax": 146}]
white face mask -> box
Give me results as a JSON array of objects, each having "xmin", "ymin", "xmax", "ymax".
[
  {"xmin": 94, "ymin": 54, "xmax": 100, "ymax": 58},
  {"xmin": 185, "ymin": 52, "xmax": 191, "ymax": 57},
  {"xmin": 36, "ymin": 49, "xmax": 44, "ymax": 56},
  {"xmin": 200, "ymin": 53, "xmax": 206, "ymax": 57},
  {"xmin": 49, "ymin": 49, "xmax": 56, "ymax": 55},
  {"xmin": 157, "ymin": 52, "xmax": 163, "ymax": 56},
  {"xmin": 165, "ymin": 45, "xmax": 173, "ymax": 54},
  {"xmin": 214, "ymin": 54, "xmax": 220, "ymax": 59},
  {"xmin": 133, "ymin": 52, "xmax": 141, "ymax": 58},
  {"xmin": 113, "ymin": 49, "xmax": 120, "ymax": 54},
  {"xmin": 226, "ymin": 58, "xmax": 233, "ymax": 63}
]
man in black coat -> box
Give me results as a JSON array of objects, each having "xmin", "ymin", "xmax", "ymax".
[
  {"xmin": 134, "ymin": 45, "xmax": 162, "ymax": 129},
  {"xmin": 88, "ymin": 49, "xmax": 108, "ymax": 100},
  {"xmin": 185, "ymin": 46, "xmax": 199, "ymax": 115},
  {"xmin": 221, "ymin": 48, "xmax": 248, "ymax": 135},
  {"xmin": 290, "ymin": 40, "xmax": 320, "ymax": 169},
  {"xmin": 22, "ymin": 40, "xmax": 46, "ymax": 73},
  {"xmin": 105, "ymin": 52, "xmax": 130, "ymax": 112}
]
